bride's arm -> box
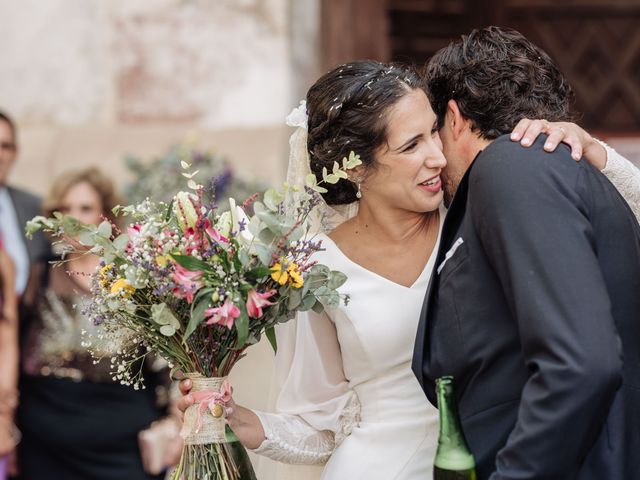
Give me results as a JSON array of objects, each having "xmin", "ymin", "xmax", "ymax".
[
  {"xmin": 178, "ymin": 309, "xmax": 359, "ymax": 465},
  {"xmin": 511, "ymin": 119, "xmax": 640, "ymax": 222},
  {"xmin": 598, "ymin": 142, "xmax": 640, "ymax": 223}
]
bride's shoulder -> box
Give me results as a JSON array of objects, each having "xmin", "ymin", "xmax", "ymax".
[{"xmin": 309, "ymin": 232, "xmax": 348, "ymax": 268}]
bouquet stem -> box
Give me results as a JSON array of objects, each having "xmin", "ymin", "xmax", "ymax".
[{"xmin": 171, "ymin": 432, "xmax": 256, "ymax": 480}]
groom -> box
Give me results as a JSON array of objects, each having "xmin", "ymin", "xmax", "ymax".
[{"xmin": 412, "ymin": 27, "xmax": 640, "ymax": 479}]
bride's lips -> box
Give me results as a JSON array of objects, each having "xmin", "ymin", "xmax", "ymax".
[{"xmin": 418, "ymin": 175, "xmax": 442, "ymax": 193}]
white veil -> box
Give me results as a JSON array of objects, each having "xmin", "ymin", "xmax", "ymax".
[{"xmin": 284, "ymin": 100, "xmax": 358, "ymax": 234}]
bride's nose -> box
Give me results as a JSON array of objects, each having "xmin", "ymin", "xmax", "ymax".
[{"xmin": 425, "ymin": 152, "xmax": 447, "ymax": 170}]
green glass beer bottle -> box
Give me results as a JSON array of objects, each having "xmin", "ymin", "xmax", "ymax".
[{"xmin": 433, "ymin": 376, "xmax": 477, "ymax": 480}]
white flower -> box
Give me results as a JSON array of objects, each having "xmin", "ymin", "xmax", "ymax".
[
  {"xmin": 286, "ymin": 100, "xmax": 308, "ymax": 130},
  {"xmin": 174, "ymin": 191, "xmax": 199, "ymax": 232},
  {"xmin": 229, "ymin": 198, "xmax": 254, "ymax": 246}
]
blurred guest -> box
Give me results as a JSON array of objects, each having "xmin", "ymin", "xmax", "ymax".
[
  {"xmin": 0, "ymin": 238, "xmax": 19, "ymax": 479},
  {"xmin": 0, "ymin": 111, "xmax": 50, "ymax": 341},
  {"xmin": 16, "ymin": 167, "xmax": 177, "ymax": 480}
]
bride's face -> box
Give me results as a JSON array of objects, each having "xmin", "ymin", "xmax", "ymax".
[{"xmin": 361, "ymin": 89, "xmax": 446, "ymax": 214}]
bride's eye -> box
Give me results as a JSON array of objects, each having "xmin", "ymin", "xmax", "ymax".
[{"xmin": 403, "ymin": 141, "xmax": 418, "ymax": 153}]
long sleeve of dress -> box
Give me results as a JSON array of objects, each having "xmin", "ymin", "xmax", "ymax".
[
  {"xmin": 251, "ymin": 310, "xmax": 360, "ymax": 465},
  {"xmin": 599, "ymin": 141, "xmax": 640, "ymax": 223}
]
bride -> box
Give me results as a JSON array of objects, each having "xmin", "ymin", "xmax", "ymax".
[{"xmin": 178, "ymin": 60, "xmax": 640, "ymax": 479}]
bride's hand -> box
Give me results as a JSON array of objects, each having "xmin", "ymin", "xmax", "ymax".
[
  {"xmin": 510, "ymin": 119, "xmax": 607, "ymax": 170},
  {"xmin": 177, "ymin": 378, "xmax": 194, "ymax": 415},
  {"xmin": 176, "ymin": 378, "xmax": 265, "ymax": 449},
  {"xmin": 176, "ymin": 379, "xmax": 236, "ymax": 422}
]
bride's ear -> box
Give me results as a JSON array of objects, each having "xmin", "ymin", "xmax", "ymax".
[{"xmin": 347, "ymin": 164, "xmax": 366, "ymax": 183}]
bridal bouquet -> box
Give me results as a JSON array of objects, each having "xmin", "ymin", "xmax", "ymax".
[{"xmin": 26, "ymin": 154, "xmax": 360, "ymax": 479}]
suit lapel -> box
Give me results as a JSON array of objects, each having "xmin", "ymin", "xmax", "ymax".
[{"xmin": 414, "ymin": 165, "xmax": 474, "ymax": 398}]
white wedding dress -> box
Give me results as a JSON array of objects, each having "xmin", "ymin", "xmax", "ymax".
[{"xmin": 250, "ymin": 144, "xmax": 640, "ymax": 480}]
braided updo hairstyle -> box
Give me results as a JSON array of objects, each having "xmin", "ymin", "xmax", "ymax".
[{"xmin": 306, "ymin": 60, "xmax": 423, "ymax": 205}]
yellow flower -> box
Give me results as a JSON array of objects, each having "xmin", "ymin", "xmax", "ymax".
[
  {"xmin": 110, "ymin": 278, "xmax": 135, "ymax": 297},
  {"xmin": 100, "ymin": 264, "xmax": 114, "ymax": 289},
  {"xmin": 286, "ymin": 263, "xmax": 304, "ymax": 289},
  {"xmin": 155, "ymin": 255, "xmax": 170, "ymax": 267},
  {"xmin": 270, "ymin": 261, "xmax": 304, "ymax": 289},
  {"xmin": 270, "ymin": 262, "xmax": 289, "ymax": 286}
]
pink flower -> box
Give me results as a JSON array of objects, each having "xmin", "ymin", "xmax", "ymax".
[
  {"xmin": 204, "ymin": 219, "xmax": 228, "ymax": 245},
  {"xmin": 172, "ymin": 264, "xmax": 203, "ymax": 304},
  {"xmin": 127, "ymin": 224, "xmax": 142, "ymax": 239},
  {"xmin": 205, "ymin": 299, "xmax": 241, "ymax": 330},
  {"xmin": 126, "ymin": 224, "xmax": 142, "ymax": 251},
  {"xmin": 246, "ymin": 289, "xmax": 276, "ymax": 319}
]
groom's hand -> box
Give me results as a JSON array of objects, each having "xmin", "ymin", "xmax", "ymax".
[{"xmin": 177, "ymin": 378, "xmax": 194, "ymax": 415}]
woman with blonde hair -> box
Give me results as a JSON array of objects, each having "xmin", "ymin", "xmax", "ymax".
[{"xmin": 16, "ymin": 167, "xmax": 178, "ymax": 480}]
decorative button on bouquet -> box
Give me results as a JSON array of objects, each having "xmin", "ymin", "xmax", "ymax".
[{"xmin": 26, "ymin": 153, "xmax": 361, "ymax": 479}]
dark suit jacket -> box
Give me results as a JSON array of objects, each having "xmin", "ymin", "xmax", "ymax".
[
  {"xmin": 413, "ymin": 135, "xmax": 640, "ymax": 480},
  {"xmin": 7, "ymin": 186, "xmax": 51, "ymax": 331}
]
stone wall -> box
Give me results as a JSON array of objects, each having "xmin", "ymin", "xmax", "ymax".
[{"xmin": 0, "ymin": 0, "xmax": 320, "ymax": 194}]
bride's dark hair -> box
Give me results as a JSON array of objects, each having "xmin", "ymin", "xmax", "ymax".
[{"xmin": 306, "ymin": 60, "xmax": 422, "ymax": 205}]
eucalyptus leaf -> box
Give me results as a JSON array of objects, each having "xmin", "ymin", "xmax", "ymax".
[
  {"xmin": 78, "ymin": 231, "xmax": 97, "ymax": 247},
  {"xmin": 345, "ymin": 151, "xmax": 363, "ymax": 169},
  {"xmin": 252, "ymin": 201, "xmax": 266, "ymax": 215},
  {"xmin": 264, "ymin": 188, "xmax": 285, "ymax": 212},
  {"xmin": 325, "ymin": 174, "xmax": 340, "ymax": 184},
  {"xmin": 299, "ymin": 293, "xmax": 317, "ymax": 311},
  {"xmin": 25, "ymin": 216, "xmax": 53, "ymax": 237},
  {"xmin": 259, "ymin": 228, "xmax": 277, "ymax": 245},
  {"xmin": 113, "ymin": 233, "xmax": 130, "ymax": 251},
  {"xmin": 310, "ymin": 264, "xmax": 331, "ymax": 276},
  {"xmin": 311, "ymin": 300, "xmax": 325, "ymax": 314},
  {"xmin": 327, "ymin": 271, "xmax": 348, "ymax": 290},
  {"xmin": 159, "ymin": 324, "xmax": 176, "ymax": 336},
  {"xmin": 151, "ymin": 303, "xmax": 181, "ymax": 330},
  {"xmin": 287, "ymin": 288, "xmax": 303, "ymax": 310},
  {"xmin": 313, "ymin": 185, "xmax": 328, "ymax": 194},
  {"xmin": 305, "ymin": 174, "xmax": 318, "ymax": 187},
  {"xmin": 314, "ymin": 285, "xmax": 332, "ymax": 303},
  {"xmin": 252, "ymin": 244, "xmax": 275, "ymax": 266},
  {"xmin": 97, "ymin": 220, "xmax": 112, "ymax": 238},
  {"xmin": 288, "ymin": 225, "xmax": 304, "ymax": 243},
  {"xmin": 326, "ymin": 290, "xmax": 341, "ymax": 308}
]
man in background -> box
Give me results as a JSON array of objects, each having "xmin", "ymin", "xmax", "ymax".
[{"xmin": 0, "ymin": 110, "xmax": 50, "ymax": 333}]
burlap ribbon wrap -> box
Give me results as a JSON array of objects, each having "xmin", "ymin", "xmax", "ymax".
[{"xmin": 180, "ymin": 373, "xmax": 232, "ymax": 445}]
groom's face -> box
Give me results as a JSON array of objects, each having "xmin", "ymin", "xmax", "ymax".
[{"xmin": 436, "ymin": 113, "xmax": 468, "ymax": 208}]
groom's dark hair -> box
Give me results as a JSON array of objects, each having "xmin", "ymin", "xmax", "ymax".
[{"xmin": 425, "ymin": 26, "xmax": 575, "ymax": 139}]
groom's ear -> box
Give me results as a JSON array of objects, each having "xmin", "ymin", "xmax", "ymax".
[{"xmin": 447, "ymin": 99, "xmax": 467, "ymax": 140}]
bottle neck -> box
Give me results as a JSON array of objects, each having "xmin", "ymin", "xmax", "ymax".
[
  {"xmin": 435, "ymin": 377, "xmax": 475, "ymax": 470},
  {"xmin": 437, "ymin": 381, "xmax": 466, "ymax": 446}
]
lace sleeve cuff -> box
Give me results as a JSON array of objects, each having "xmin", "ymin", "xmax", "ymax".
[
  {"xmin": 251, "ymin": 411, "xmax": 335, "ymax": 465},
  {"xmin": 250, "ymin": 392, "xmax": 361, "ymax": 465},
  {"xmin": 598, "ymin": 139, "xmax": 640, "ymax": 223}
]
